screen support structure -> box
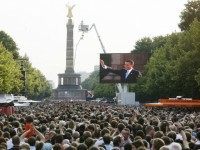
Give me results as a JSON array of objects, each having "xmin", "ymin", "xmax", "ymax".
[
  {"xmin": 116, "ymin": 83, "xmax": 128, "ymax": 93},
  {"xmin": 78, "ymin": 21, "xmax": 135, "ymax": 105}
]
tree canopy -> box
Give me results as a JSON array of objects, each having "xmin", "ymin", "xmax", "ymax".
[
  {"xmin": 0, "ymin": 43, "xmax": 22, "ymax": 94},
  {"xmin": 131, "ymin": 20, "xmax": 200, "ymax": 102},
  {"xmin": 0, "ymin": 31, "xmax": 19, "ymax": 59},
  {"xmin": 179, "ymin": 0, "xmax": 200, "ymax": 31},
  {"xmin": 82, "ymin": 71, "xmax": 115, "ymax": 98},
  {"xmin": 0, "ymin": 31, "xmax": 52, "ymax": 100}
]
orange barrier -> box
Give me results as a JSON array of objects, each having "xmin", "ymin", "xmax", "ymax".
[{"xmin": 144, "ymin": 99, "xmax": 200, "ymax": 107}]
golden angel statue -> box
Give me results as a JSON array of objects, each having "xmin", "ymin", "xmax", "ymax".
[{"xmin": 66, "ymin": 4, "xmax": 75, "ymax": 18}]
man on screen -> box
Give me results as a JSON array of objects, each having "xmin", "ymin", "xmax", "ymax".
[{"xmin": 100, "ymin": 59, "xmax": 141, "ymax": 83}]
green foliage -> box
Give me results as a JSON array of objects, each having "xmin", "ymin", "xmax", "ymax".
[
  {"xmin": 0, "ymin": 31, "xmax": 52, "ymax": 99},
  {"xmin": 20, "ymin": 56, "xmax": 52, "ymax": 100},
  {"xmin": 132, "ymin": 37, "xmax": 153, "ymax": 53},
  {"xmin": 0, "ymin": 43, "xmax": 22, "ymax": 94},
  {"xmin": 0, "ymin": 31, "xmax": 19, "ymax": 59},
  {"xmin": 132, "ymin": 36, "xmax": 169, "ymax": 54},
  {"xmin": 82, "ymin": 71, "xmax": 99, "ymax": 90},
  {"xmin": 133, "ymin": 21, "xmax": 200, "ymax": 101},
  {"xmin": 174, "ymin": 20, "xmax": 200, "ymax": 98},
  {"xmin": 93, "ymin": 84, "xmax": 115, "ymax": 98},
  {"xmin": 141, "ymin": 33, "xmax": 183, "ymax": 98},
  {"xmin": 179, "ymin": 0, "xmax": 200, "ymax": 31},
  {"xmin": 152, "ymin": 36, "xmax": 170, "ymax": 51},
  {"xmin": 82, "ymin": 70, "xmax": 115, "ymax": 98}
]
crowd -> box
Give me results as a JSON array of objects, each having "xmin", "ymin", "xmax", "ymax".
[{"xmin": 0, "ymin": 100, "xmax": 200, "ymax": 150}]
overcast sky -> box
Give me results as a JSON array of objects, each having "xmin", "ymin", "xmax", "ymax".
[{"xmin": 0, "ymin": 0, "xmax": 188, "ymax": 86}]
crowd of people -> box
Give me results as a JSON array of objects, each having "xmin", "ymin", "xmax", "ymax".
[{"xmin": 0, "ymin": 100, "xmax": 200, "ymax": 150}]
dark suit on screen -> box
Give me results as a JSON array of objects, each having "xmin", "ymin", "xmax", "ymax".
[{"xmin": 101, "ymin": 66, "xmax": 141, "ymax": 83}]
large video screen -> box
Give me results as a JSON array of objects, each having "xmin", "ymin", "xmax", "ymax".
[{"xmin": 100, "ymin": 53, "xmax": 149, "ymax": 83}]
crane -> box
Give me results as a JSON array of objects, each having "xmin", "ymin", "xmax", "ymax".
[{"xmin": 77, "ymin": 21, "xmax": 106, "ymax": 53}]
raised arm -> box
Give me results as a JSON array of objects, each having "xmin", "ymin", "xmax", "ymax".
[{"xmin": 32, "ymin": 125, "xmax": 45, "ymax": 142}]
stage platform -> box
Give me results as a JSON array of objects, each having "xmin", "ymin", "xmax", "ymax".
[{"xmin": 144, "ymin": 98, "xmax": 200, "ymax": 107}]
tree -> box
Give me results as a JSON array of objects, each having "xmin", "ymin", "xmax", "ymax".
[
  {"xmin": 174, "ymin": 20, "xmax": 200, "ymax": 98},
  {"xmin": 132, "ymin": 36, "xmax": 169, "ymax": 55},
  {"xmin": 0, "ymin": 31, "xmax": 19, "ymax": 59},
  {"xmin": 0, "ymin": 31, "xmax": 52, "ymax": 99},
  {"xmin": 130, "ymin": 32, "xmax": 184, "ymax": 101},
  {"xmin": 27, "ymin": 68, "xmax": 52, "ymax": 99},
  {"xmin": 82, "ymin": 70, "xmax": 115, "ymax": 98},
  {"xmin": 82, "ymin": 71, "xmax": 99, "ymax": 90},
  {"xmin": 152, "ymin": 36, "xmax": 169, "ymax": 51},
  {"xmin": 93, "ymin": 84, "xmax": 115, "ymax": 98},
  {"xmin": 132, "ymin": 37, "xmax": 153, "ymax": 53},
  {"xmin": 179, "ymin": 0, "xmax": 200, "ymax": 31},
  {"xmin": 132, "ymin": 20, "xmax": 200, "ymax": 102},
  {"xmin": 0, "ymin": 43, "xmax": 22, "ymax": 93},
  {"xmin": 16, "ymin": 55, "xmax": 52, "ymax": 100}
]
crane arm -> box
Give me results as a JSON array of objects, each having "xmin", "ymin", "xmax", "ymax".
[{"xmin": 89, "ymin": 24, "xmax": 106, "ymax": 53}]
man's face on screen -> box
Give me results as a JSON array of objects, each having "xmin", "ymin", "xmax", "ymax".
[{"xmin": 124, "ymin": 62, "xmax": 133, "ymax": 70}]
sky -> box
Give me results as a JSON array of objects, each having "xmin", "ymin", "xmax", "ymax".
[{"xmin": 0, "ymin": 0, "xmax": 188, "ymax": 86}]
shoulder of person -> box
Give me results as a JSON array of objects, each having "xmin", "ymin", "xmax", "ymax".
[{"xmin": 132, "ymin": 69, "xmax": 139, "ymax": 72}]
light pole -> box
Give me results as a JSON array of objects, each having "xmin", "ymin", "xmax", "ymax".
[{"xmin": 17, "ymin": 58, "xmax": 28, "ymax": 97}]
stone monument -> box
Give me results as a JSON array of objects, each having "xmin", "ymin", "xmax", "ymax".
[{"xmin": 54, "ymin": 5, "xmax": 86, "ymax": 100}]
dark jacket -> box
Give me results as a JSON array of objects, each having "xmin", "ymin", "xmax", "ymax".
[{"xmin": 101, "ymin": 67, "xmax": 141, "ymax": 83}]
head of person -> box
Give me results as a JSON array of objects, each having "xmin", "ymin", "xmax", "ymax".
[
  {"xmin": 84, "ymin": 137, "xmax": 95, "ymax": 148},
  {"xmin": 53, "ymin": 143, "xmax": 62, "ymax": 150},
  {"xmin": 168, "ymin": 142, "xmax": 182, "ymax": 150},
  {"xmin": 161, "ymin": 136, "xmax": 172, "ymax": 145},
  {"xmin": 113, "ymin": 135, "xmax": 123, "ymax": 147},
  {"xmin": 132, "ymin": 139, "xmax": 144, "ymax": 149},
  {"xmin": 89, "ymin": 146, "xmax": 100, "ymax": 150},
  {"xmin": 153, "ymin": 131, "xmax": 164, "ymax": 139},
  {"xmin": 55, "ymin": 134, "xmax": 63, "ymax": 144},
  {"xmin": 25, "ymin": 115, "xmax": 34, "ymax": 123},
  {"xmin": 151, "ymin": 138, "xmax": 165, "ymax": 150},
  {"xmin": 72, "ymin": 131, "xmax": 80, "ymax": 140},
  {"xmin": 124, "ymin": 142, "xmax": 132, "ymax": 150},
  {"xmin": 167, "ymin": 131, "xmax": 176, "ymax": 142},
  {"xmin": 12, "ymin": 135, "xmax": 20, "ymax": 146},
  {"xmin": 42, "ymin": 143, "xmax": 52, "ymax": 150},
  {"xmin": 77, "ymin": 143, "xmax": 87, "ymax": 150},
  {"xmin": 122, "ymin": 128, "xmax": 130, "ymax": 141},
  {"xmin": 0, "ymin": 142, "xmax": 7, "ymax": 150},
  {"xmin": 136, "ymin": 130, "xmax": 145, "ymax": 139},
  {"xmin": 100, "ymin": 128, "xmax": 110, "ymax": 137},
  {"xmin": 103, "ymin": 134, "xmax": 112, "ymax": 145},
  {"xmin": 19, "ymin": 143, "xmax": 30, "ymax": 150},
  {"xmin": 27, "ymin": 136, "xmax": 36, "ymax": 147},
  {"xmin": 65, "ymin": 146, "xmax": 76, "ymax": 150},
  {"xmin": 83, "ymin": 131, "xmax": 92, "ymax": 141},
  {"xmin": 117, "ymin": 123, "xmax": 125, "ymax": 133},
  {"xmin": 196, "ymin": 131, "xmax": 200, "ymax": 140},
  {"xmin": 124, "ymin": 60, "xmax": 134, "ymax": 70},
  {"xmin": 145, "ymin": 125, "xmax": 155, "ymax": 138},
  {"xmin": 35, "ymin": 142, "xmax": 44, "ymax": 150},
  {"xmin": 159, "ymin": 146, "xmax": 170, "ymax": 150}
]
